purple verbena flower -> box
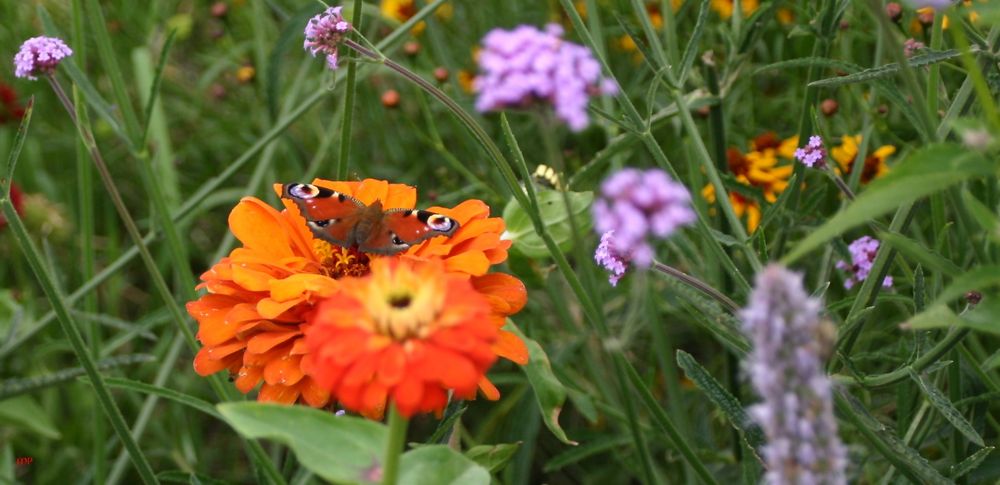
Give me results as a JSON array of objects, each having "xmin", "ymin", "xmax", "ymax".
[
  {"xmin": 592, "ymin": 168, "xmax": 695, "ymax": 275},
  {"xmin": 13, "ymin": 36, "xmax": 73, "ymax": 80},
  {"xmin": 794, "ymin": 135, "xmax": 827, "ymax": 169},
  {"xmin": 836, "ymin": 236, "xmax": 893, "ymax": 289},
  {"xmin": 303, "ymin": 6, "xmax": 352, "ymax": 70},
  {"xmin": 595, "ymin": 231, "xmax": 630, "ymax": 286},
  {"xmin": 474, "ymin": 24, "xmax": 617, "ymax": 131},
  {"xmin": 742, "ymin": 265, "xmax": 847, "ymax": 485}
]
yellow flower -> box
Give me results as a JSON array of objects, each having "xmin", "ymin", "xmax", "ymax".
[
  {"xmin": 701, "ymin": 184, "xmax": 762, "ymax": 233},
  {"xmin": 380, "ymin": 0, "xmax": 453, "ymax": 35},
  {"xmin": 830, "ymin": 135, "xmax": 894, "ymax": 184},
  {"xmin": 701, "ymin": 132, "xmax": 796, "ymax": 233},
  {"xmin": 711, "ymin": 0, "xmax": 759, "ymax": 19}
]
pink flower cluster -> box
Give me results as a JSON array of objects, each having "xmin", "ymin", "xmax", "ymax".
[
  {"xmin": 836, "ymin": 236, "xmax": 893, "ymax": 289},
  {"xmin": 13, "ymin": 36, "xmax": 73, "ymax": 80},
  {"xmin": 474, "ymin": 24, "xmax": 617, "ymax": 131},
  {"xmin": 303, "ymin": 6, "xmax": 352, "ymax": 70},
  {"xmin": 592, "ymin": 168, "xmax": 695, "ymax": 285},
  {"xmin": 794, "ymin": 135, "xmax": 827, "ymax": 168}
]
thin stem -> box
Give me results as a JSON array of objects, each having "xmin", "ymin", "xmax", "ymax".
[
  {"xmin": 834, "ymin": 328, "xmax": 971, "ymax": 388},
  {"xmin": 46, "ymin": 75, "xmax": 199, "ymax": 355},
  {"xmin": 46, "ymin": 75, "xmax": 287, "ymax": 485},
  {"xmin": 652, "ymin": 261, "xmax": 740, "ymax": 313},
  {"xmin": 336, "ymin": 0, "xmax": 364, "ymax": 179},
  {"xmin": 1, "ymin": 104, "xmax": 157, "ymax": 484},
  {"xmin": 382, "ymin": 405, "xmax": 408, "ymax": 485}
]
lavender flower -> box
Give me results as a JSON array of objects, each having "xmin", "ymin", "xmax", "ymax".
[
  {"xmin": 474, "ymin": 24, "xmax": 617, "ymax": 131},
  {"xmin": 592, "ymin": 168, "xmax": 695, "ymax": 275},
  {"xmin": 594, "ymin": 231, "xmax": 630, "ymax": 286},
  {"xmin": 13, "ymin": 36, "xmax": 73, "ymax": 80},
  {"xmin": 794, "ymin": 135, "xmax": 827, "ymax": 168},
  {"xmin": 836, "ymin": 236, "xmax": 893, "ymax": 289},
  {"xmin": 303, "ymin": 6, "xmax": 352, "ymax": 70},
  {"xmin": 742, "ymin": 265, "xmax": 847, "ymax": 485}
]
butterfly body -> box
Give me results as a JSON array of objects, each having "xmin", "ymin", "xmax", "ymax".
[{"xmin": 281, "ymin": 183, "xmax": 459, "ymax": 255}]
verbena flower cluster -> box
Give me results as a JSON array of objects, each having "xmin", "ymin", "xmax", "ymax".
[
  {"xmin": 593, "ymin": 168, "xmax": 695, "ymax": 283},
  {"xmin": 742, "ymin": 265, "xmax": 847, "ymax": 485},
  {"xmin": 594, "ymin": 231, "xmax": 629, "ymax": 286},
  {"xmin": 794, "ymin": 135, "xmax": 827, "ymax": 168},
  {"xmin": 474, "ymin": 24, "xmax": 617, "ymax": 131},
  {"xmin": 837, "ymin": 236, "xmax": 893, "ymax": 289},
  {"xmin": 13, "ymin": 36, "xmax": 73, "ymax": 80},
  {"xmin": 303, "ymin": 6, "xmax": 352, "ymax": 70}
]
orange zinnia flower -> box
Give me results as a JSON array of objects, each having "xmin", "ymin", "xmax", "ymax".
[
  {"xmin": 303, "ymin": 258, "xmax": 496, "ymax": 418},
  {"xmin": 187, "ymin": 178, "xmax": 527, "ymax": 409}
]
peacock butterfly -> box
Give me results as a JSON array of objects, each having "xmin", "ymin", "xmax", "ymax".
[{"xmin": 281, "ymin": 182, "xmax": 459, "ymax": 255}]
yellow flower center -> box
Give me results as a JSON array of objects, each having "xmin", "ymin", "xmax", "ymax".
[
  {"xmin": 363, "ymin": 262, "xmax": 448, "ymax": 342},
  {"xmin": 313, "ymin": 240, "xmax": 371, "ymax": 279}
]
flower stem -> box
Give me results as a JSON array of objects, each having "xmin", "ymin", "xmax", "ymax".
[
  {"xmin": 652, "ymin": 261, "xmax": 740, "ymax": 313},
  {"xmin": 382, "ymin": 404, "xmax": 409, "ymax": 485},
  {"xmin": 335, "ymin": 0, "xmax": 364, "ymax": 179}
]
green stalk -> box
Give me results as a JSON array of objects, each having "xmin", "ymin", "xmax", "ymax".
[
  {"xmin": 47, "ymin": 76, "xmax": 288, "ymax": 485},
  {"xmin": 70, "ymin": 1, "xmax": 104, "ymax": 479},
  {"xmin": 652, "ymin": 261, "xmax": 739, "ymax": 313},
  {"xmin": 1, "ymin": 102, "xmax": 158, "ymax": 485},
  {"xmin": 381, "ymin": 405, "xmax": 409, "ymax": 485},
  {"xmin": 623, "ymin": 360, "xmax": 720, "ymax": 485},
  {"xmin": 336, "ymin": 0, "xmax": 364, "ymax": 179}
]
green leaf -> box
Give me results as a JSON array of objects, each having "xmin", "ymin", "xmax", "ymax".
[
  {"xmin": 907, "ymin": 369, "xmax": 984, "ymax": 446},
  {"xmin": 100, "ymin": 377, "xmax": 221, "ymax": 419},
  {"xmin": 464, "ymin": 443, "xmax": 521, "ymax": 473},
  {"xmin": 0, "ymin": 355, "xmax": 154, "ymax": 400},
  {"xmin": 960, "ymin": 189, "xmax": 1000, "ymax": 242},
  {"xmin": 506, "ymin": 323, "xmax": 576, "ymax": 445},
  {"xmin": 930, "ymin": 265, "xmax": 1000, "ymax": 307},
  {"xmin": 677, "ymin": 0, "xmax": 710, "ymax": 83},
  {"xmin": 783, "ymin": 143, "xmax": 993, "ymax": 263},
  {"xmin": 753, "ymin": 57, "xmax": 862, "ymax": 76},
  {"xmin": 906, "ymin": 300, "xmax": 1000, "ymax": 335},
  {"xmin": 3, "ymin": 98, "xmax": 33, "ymax": 188},
  {"xmin": 676, "ymin": 350, "xmax": 763, "ymax": 459},
  {"xmin": 543, "ymin": 435, "xmax": 632, "ymax": 472},
  {"xmin": 502, "ymin": 190, "xmax": 594, "ymax": 259},
  {"xmin": 398, "ymin": 446, "xmax": 489, "ymax": 485},
  {"xmin": 835, "ymin": 391, "xmax": 950, "ymax": 484},
  {"xmin": 950, "ymin": 446, "xmax": 995, "ymax": 479},
  {"xmin": 879, "ymin": 231, "xmax": 962, "ymax": 277},
  {"xmin": 0, "ymin": 395, "xmax": 61, "ymax": 440},
  {"xmin": 809, "ymin": 49, "xmax": 964, "ymax": 88},
  {"xmin": 217, "ymin": 402, "xmax": 387, "ymax": 484}
]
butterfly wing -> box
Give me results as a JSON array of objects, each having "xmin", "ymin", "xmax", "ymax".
[
  {"xmin": 358, "ymin": 208, "xmax": 460, "ymax": 255},
  {"xmin": 281, "ymin": 183, "xmax": 365, "ymax": 247}
]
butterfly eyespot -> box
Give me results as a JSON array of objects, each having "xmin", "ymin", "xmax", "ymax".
[
  {"xmin": 310, "ymin": 219, "xmax": 334, "ymax": 228},
  {"xmin": 289, "ymin": 183, "xmax": 320, "ymax": 199},
  {"xmin": 390, "ymin": 233, "xmax": 406, "ymax": 246},
  {"xmin": 426, "ymin": 214, "xmax": 454, "ymax": 231}
]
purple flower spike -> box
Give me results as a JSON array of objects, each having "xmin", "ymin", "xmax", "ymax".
[
  {"xmin": 836, "ymin": 236, "xmax": 893, "ymax": 289},
  {"xmin": 595, "ymin": 231, "xmax": 630, "ymax": 286},
  {"xmin": 742, "ymin": 265, "xmax": 848, "ymax": 485},
  {"xmin": 474, "ymin": 24, "xmax": 616, "ymax": 131},
  {"xmin": 14, "ymin": 36, "xmax": 73, "ymax": 80},
  {"xmin": 303, "ymin": 6, "xmax": 352, "ymax": 70},
  {"xmin": 794, "ymin": 135, "xmax": 827, "ymax": 168},
  {"xmin": 592, "ymin": 168, "xmax": 695, "ymax": 281}
]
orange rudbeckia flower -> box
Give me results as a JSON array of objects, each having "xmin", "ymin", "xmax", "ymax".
[
  {"xmin": 304, "ymin": 258, "xmax": 496, "ymax": 418},
  {"xmin": 187, "ymin": 178, "xmax": 527, "ymax": 409}
]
